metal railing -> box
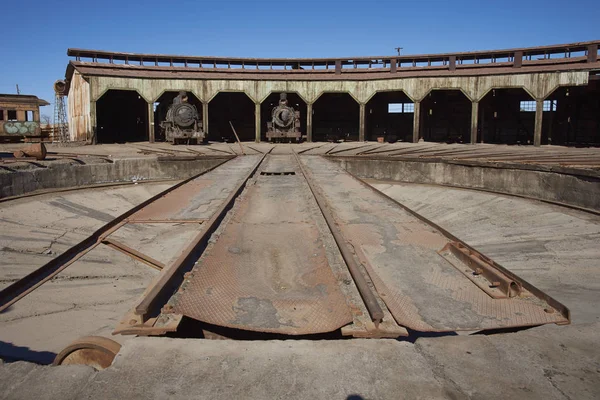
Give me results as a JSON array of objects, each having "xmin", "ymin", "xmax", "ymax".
[{"xmin": 68, "ymin": 41, "xmax": 599, "ymax": 74}]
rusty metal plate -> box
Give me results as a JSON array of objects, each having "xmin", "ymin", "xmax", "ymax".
[
  {"xmin": 300, "ymin": 156, "xmax": 569, "ymax": 332},
  {"xmin": 130, "ymin": 155, "xmax": 261, "ymax": 222},
  {"xmin": 172, "ymin": 156, "xmax": 353, "ymax": 335}
]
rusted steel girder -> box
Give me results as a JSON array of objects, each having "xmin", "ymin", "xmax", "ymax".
[
  {"xmin": 301, "ymin": 156, "xmax": 570, "ymax": 332},
  {"xmin": 293, "ymin": 151, "xmax": 385, "ymax": 324},
  {"xmin": 102, "ymin": 238, "xmax": 166, "ymax": 271},
  {"xmin": 170, "ymin": 155, "xmax": 355, "ymax": 335},
  {"xmin": 132, "ymin": 154, "xmax": 266, "ymax": 322},
  {"xmin": 353, "ymin": 173, "xmax": 570, "ymax": 325}
]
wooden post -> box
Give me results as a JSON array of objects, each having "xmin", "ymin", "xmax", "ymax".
[
  {"xmin": 412, "ymin": 100, "xmax": 421, "ymax": 143},
  {"xmin": 229, "ymin": 121, "xmax": 246, "ymax": 155},
  {"xmin": 90, "ymin": 100, "xmax": 97, "ymax": 144},
  {"xmin": 470, "ymin": 101, "xmax": 479, "ymax": 144},
  {"xmin": 513, "ymin": 51, "xmax": 523, "ymax": 68},
  {"xmin": 148, "ymin": 102, "xmax": 154, "ymax": 143},
  {"xmin": 306, "ymin": 103, "xmax": 313, "ymax": 142},
  {"xmin": 335, "ymin": 60, "xmax": 342, "ymax": 75},
  {"xmin": 534, "ymin": 99, "xmax": 544, "ymax": 146},
  {"xmin": 359, "ymin": 103, "xmax": 366, "ymax": 142},
  {"xmin": 255, "ymin": 102, "xmax": 261, "ymax": 143},
  {"xmin": 449, "ymin": 56, "xmax": 456, "ymax": 71},
  {"xmin": 202, "ymin": 101, "xmax": 209, "ymax": 138},
  {"xmin": 587, "ymin": 44, "xmax": 598, "ymax": 63}
]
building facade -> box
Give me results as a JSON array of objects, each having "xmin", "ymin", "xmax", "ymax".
[{"xmin": 65, "ymin": 41, "xmax": 600, "ymax": 146}]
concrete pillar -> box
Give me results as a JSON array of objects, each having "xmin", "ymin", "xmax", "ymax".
[
  {"xmin": 306, "ymin": 103, "xmax": 313, "ymax": 142},
  {"xmin": 147, "ymin": 102, "xmax": 155, "ymax": 143},
  {"xmin": 90, "ymin": 100, "xmax": 97, "ymax": 144},
  {"xmin": 412, "ymin": 101, "xmax": 421, "ymax": 143},
  {"xmin": 255, "ymin": 103, "xmax": 261, "ymax": 143},
  {"xmin": 202, "ymin": 101, "xmax": 209, "ymax": 137},
  {"xmin": 359, "ymin": 103, "xmax": 366, "ymax": 142},
  {"xmin": 470, "ymin": 101, "xmax": 479, "ymax": 144},
  {"xmin": 534, "ymin": 99, "xmax": 543, "ymax": 146}
]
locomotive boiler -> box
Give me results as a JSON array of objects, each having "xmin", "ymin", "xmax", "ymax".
[
  {"xmin": 160, "ymin": 91, "xmax": 204, "ymax": 144},
  {"xmin": 266, "ymin": 93, "xmax": 301, "ymax": 142}
]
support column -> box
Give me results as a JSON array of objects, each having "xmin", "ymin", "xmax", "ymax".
[
  {"xmin": 470, "ymin": 101, "xmax": 479, "ymax": 144},
  {"xmin": 255, "ymin": 102, "xmax": 261, "ymax": 143},
  {"xmin": 147, "ymin": 102, "xmax": 155, "ymax": 143},
  {"xmin": 359, "ymin": 103, "xmax": 366, "ymax": 142},
  {"xmin": 202, "ymin": 101, "xmax": 209, "ymax": 137},
  {"xmin": 90, "ymin": 100, "xmax": 97, "ymax": 144},
  {"xmin": 412, "ymin": 100, "xmax": 421, "ymax": 143},
  {"xmin": 534, "ymin": 99, "xmax": 543, "ymax": 146},
  {"xmin": 306, "ymin": 103, "xmax": 313, "ymax": 142}
]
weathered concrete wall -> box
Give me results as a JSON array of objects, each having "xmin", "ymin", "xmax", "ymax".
[
  {"xmin": 68, "ymin": 71, "xmax": 91, "ymax": 141},
  {"xmin": 78, "ymin": 70, "xmax": 589, "ymax": 144},
  {"xmin": 0, "ymin": 156, "xmax": 231, "ymax": 198},
  {"xmin": 332, "ymin": 157, "xmax": 600, "ymax": 211},
  {"xmin": 87, "ymin": 71, "xmax": 589, "ymax": 104}
]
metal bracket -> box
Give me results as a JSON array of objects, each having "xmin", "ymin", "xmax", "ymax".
[{"xmin": 439, "ymin": 241, "xmax": 522, "ymax": 299}]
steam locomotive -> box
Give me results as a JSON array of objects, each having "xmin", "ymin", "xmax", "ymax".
[
  {"xmin": 161, "ymin": 91, "xmax": 204, "ymax": 144},
  {"xmin": 266, "ymin": 93, "xmax": 301, "ymax": 142}
]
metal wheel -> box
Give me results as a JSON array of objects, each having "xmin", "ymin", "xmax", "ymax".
[{"xmin": 53, "ymin": 336, "xmax": 121, "ymax": 370}]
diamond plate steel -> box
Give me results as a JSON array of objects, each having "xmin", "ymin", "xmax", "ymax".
[
  {"xmin": 300, "ymin": 156, "xmax": 569, "ymax": 332},
  {"xmin": 172, "ymin": 155, "xmax": 353, "ymax": 335},
  {"xmin": 131, "ymin": 156, "xmax": 261, "ymax": 222}
]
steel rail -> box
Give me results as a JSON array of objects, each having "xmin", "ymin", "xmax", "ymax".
[
  {"xmin": 0, "ymin": 156, "xmax": 234, "ymax": 312},
  {"xmin": 101, "ymin": 238, "xmax": 166, "ymax": 271},
  {"xmin": 292, "ymin": 150, "xmax": 385, "ymax": 324},
  {"xmin": 133, "ymin": 153, "xmax": 267, "ymax": 320},
  {"xmin": 0, "ymin": 177, "xmax": 182, "ymax": 204},
  {"xmin": 296, "ymin": 144, "xmax": 326, "ymax": 154},
  {"xmin": 346, "ymin": 170, "xmax": 571, "ymax": 323},
  {"xmin": 328, "ymin": 144, "xmax": 379, "ymax": 155}
]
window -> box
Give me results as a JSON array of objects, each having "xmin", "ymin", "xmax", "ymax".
[
  {"xmin": 7, "ymin": 110, "xmax": 17, "ymax": 121},
  {"xmin": 544, "ymin": 100, "xmax": 557, "ymax": 112},
  {"xmin": 0, "ymin": 110, "xmax": 4, "ymax": 121},
  {"xmin": 519, "ymin": 101, "xmax": 536, "ymax": 112},
  {"xmin": 520, "ymin": 100, "xmax": 557, "ymax": 112},
  {"xmin": 25, "ymin": 110, "xmax": 34, "ymax": 122},
  {"xmin": 388, "ymin": 103, "xmax": 414, "ymax": 113}
]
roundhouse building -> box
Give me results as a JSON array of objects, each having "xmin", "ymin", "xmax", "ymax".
[{"xmin": 64, "ymin": 41, "xmax": 600, "ymax": 146}]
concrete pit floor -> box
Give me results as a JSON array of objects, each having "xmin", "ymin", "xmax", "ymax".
[{"xmin": 0, "ymin": 155, "xmax": 599, "ymax": 399}]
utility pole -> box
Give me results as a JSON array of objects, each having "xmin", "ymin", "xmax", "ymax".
[{"xmin": 395, "ymin": 47, "xmax": 403, "ymax": 56}]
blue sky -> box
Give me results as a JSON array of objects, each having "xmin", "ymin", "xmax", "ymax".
[{"xmin": 1, "ymin": 0, "xmax": 597, "ymax": 117}]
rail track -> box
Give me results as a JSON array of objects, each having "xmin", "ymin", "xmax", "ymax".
[{"xmin": 0, "ymin": 149, "xmax": 570, "ymax": 344}]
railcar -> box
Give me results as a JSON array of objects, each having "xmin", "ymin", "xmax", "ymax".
[
  {"xmin": 266, "ymin": 93, "xmax": 301, "ymax": 142},
  {"xmin": 160, "ymin": 91, "xmax": 204, "ymax": 144}
]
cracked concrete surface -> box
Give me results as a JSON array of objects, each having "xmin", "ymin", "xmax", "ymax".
[
  {"xmin": 369, "ymin": 181, "xmax": 600, "ymax": 325},
  {"xmin": 0, "ymin": 172, "xmax": 599, "ymax": 399},
  {"xmin": 0, "ymin": 183, "xmax": 175, "ymax": 363}
]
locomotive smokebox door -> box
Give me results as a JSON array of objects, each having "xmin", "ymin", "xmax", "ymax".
[
  {"xmin": 173, "ymin": 103, "xmax": 196, "ymax": 128},
  {"xmin": 160, "ymin": 91, "xmax": 205, "ymax": 145},
  {"xmin": 266, "ymin": 93, "xmax": 302, "ymax": 143}
]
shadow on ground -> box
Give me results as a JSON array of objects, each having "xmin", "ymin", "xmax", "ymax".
[{"xmin": 0, "ymin": 341, "xmax": 56, "ymax": 365}]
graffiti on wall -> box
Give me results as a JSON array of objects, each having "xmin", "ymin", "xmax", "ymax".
[{"xmin": 1, "ymin": 122, "xmax": 40, "ymax": 135}]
